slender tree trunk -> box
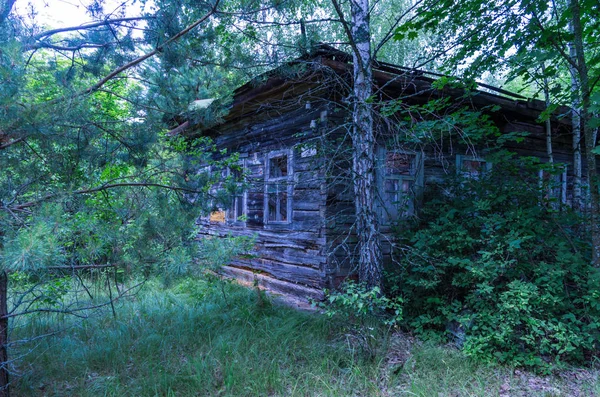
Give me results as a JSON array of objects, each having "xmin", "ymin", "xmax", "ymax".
[
  {"xmin": 568, "ymin": 20, "xmax": 583, "ymax": 211},
  {"xmin": 571, "ymin": 0, "xmax": 600, "ymax": 266},
  {"xmin": 541, "ymin": 63, "xmax": 554, "ymax": 165},
  {"xmin": 0, "ymin": 272, "xmax": 9, "ymax": 397},
  {"xmin": 349, "ymin": 0, "xmax": 382, "ymax": 289},
  {"xmin": 541, "ymin": 63, "xmax": 559, "ymax": 208}
]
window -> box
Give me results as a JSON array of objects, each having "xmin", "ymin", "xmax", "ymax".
[
  {"xmin": 378, "ymin": 149, "xmax": 422, "ymax": 223},
  {"xmin": 198, "ymin": 162, "xmax": 247, "ymax": 224},
  {"xmin": 226, "ymin": 162, "xmax": 247, "ymax": 223},
  {"xmin": 456, "ymin": 155, "xmax": 492, "ymax": 178},
  {"xmin": 539, "ymin": 164, "xmax": 567, "ymax": 207},
  {"xmin": 264, "ymin": 150, "xmax": 293, "ymax": 224}
]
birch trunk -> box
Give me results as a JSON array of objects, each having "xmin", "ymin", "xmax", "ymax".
[
  {"xmin": 349, "ymin": 0, "xmax": 383, "ymax": 289},
  {"xmin": 568, "ymin": 22, "xmax": 583, "ymax": 211},
  {"xmin": 541, "ymin": 63, "xmax": 554, "ymax": 165},
  {"xmin": 571, "ymin": 0, "xmax": 600, "ymax": 266}
]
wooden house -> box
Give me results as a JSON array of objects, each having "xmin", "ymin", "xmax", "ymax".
[{"xmin": 177, "ymin": 44, "xmax": 586, "ymax": 301}]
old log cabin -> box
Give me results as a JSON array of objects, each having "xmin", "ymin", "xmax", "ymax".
[{"xmin": 175, "ymin": 44, "xmax": 590, "ymax": 301}]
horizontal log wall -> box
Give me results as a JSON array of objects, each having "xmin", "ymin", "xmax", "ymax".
[
  {"xmin": 323, "ymin": 103, "xmax": 588, "ymax": 288},
  {"xmin": 193, "ymin": 56, "xmax": 593, "ymax": 297},
  {"xmin": 196, "ymin": 100, "xmax": 331, "ymax": 294}
]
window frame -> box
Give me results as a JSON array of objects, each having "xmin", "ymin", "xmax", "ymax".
[
  {"xmin": 377, "ymin": 148, "xmax": 423, "ymax": 224},
  {"xmin": 456, "ymin": 155, "xmax": 493, "ymax": 178},
  {"xmin": 225, "ymin": 160, "xmax": 248, "ymax": 225},
  {"xmin": 264, "ymin": 149, "xmax": 294, "ymax": 225}
]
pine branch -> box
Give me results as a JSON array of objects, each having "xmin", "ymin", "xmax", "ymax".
[
  {"xmin": 3, "ymin": 279, "xmax": 145, "ymax": 319},
  {"xmin": 81, "ymin": 1, "xmax": 220, "ymax": 97},
  {"xmin": 29, "ymin": 17, "xmax": 153, "ymax": 42},
  {"xmin": 7, "ymin": 181, "xmax": 204, "ymax": 211},
  {"xmin": 27, "ymin": 42, "xmax": 110, "ymax": 51}
]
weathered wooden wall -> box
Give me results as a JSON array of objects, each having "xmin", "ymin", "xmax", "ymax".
[
  {"xmin": 321, "ymin": 75, "xmax": 587, "ymax": 287},
  {"xmin": 195, "ymin": 87, "xmax": 334, "ymax": 299},
  {"xmin": 191, "ymin": 47, "xmax": 592, "ymax": 299}
]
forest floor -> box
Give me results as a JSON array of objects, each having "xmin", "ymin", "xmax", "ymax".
[{"xmin": 10, "ymin": 277, "xmax": 600, "ymax": 396}]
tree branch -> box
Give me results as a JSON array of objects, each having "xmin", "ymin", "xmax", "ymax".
[
  {"xmin": 8, "ymin": 181, "xmax": 204, "ymax": 211},
  {"xmin": 3, "ymin": 279, "xmax": 145, "ymax": 319},
  {"xmin": 46, "ymin": 264, "xmax": 115, "ymax": 270},
  {"xmin": 0, "ymin": 136, "xmax": 25, "ymax": 150},
  {"xmin": 330, "ymin": 0, "xmax": 365, "ymax": 74},
  {"xmin": 0, "ymin": 0, "xmax": 16, "ymax": 25},
  {"xmin": 30, "ymin": 17, "xmax": 153, "ymax": 41},
  {"xmin": 373, "ymin": 0, "xmax": 426, "ymax": 59},
  {"xmin": 78, "ymin": 2, "xmax": 219, "ymax": 97},
  {"xmin": 27, "ymin": 42, "xmax": 109, "ymax": 51}
]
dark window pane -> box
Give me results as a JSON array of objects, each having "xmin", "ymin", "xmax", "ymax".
[
  {"xmin": 267, "ymin": 184, "xmax": 288, "ymax": 222},
  {"xmin": 384, "ymin": 179, "xmax": 399, "ymax": 203},
  {"xmin": 384, "ymin": 179, "xmax": 413, "ymax": 206},
  {"xmin": 269, "ymin": 156, "xmax": 288, "ymax": 178},
  {"xmin": 235, "ymin": 196, "xmax": 243, "ymax": 218}
]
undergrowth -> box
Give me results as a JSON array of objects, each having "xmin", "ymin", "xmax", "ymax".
[
  {"xmin": 390, "ymin": 152, "xmax": 600, "ymax": 371},
  {"xmin": 12, "ymin": 277, "xmax": 385, "ymax": 396},
  {"xmin": 10, "ymin": 275, "xmax": 600, "ymax": 395}
]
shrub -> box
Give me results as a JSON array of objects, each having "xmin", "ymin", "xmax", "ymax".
[
  {"xmin": 319, "ymin": 281, "xmax": 403, "ymax": 327},
  {"xmin": 389, "ymin": 152, "xmax": 600, "ymax": 370},
  {"xmin": 315, "ymin": 281, "xmax": 403, "ymax": 359}
]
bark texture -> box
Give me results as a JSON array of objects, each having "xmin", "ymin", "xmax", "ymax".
[
  {"xmin": 541, "ymin": 63, "xmax": 553, "ymax": 164},
  {"xmin": 568, "ymin": 21, "xmax": 583, "ymax": 211},
  {"xmin": 349, "ymin": 0, "xmax": 383, "ymax": 289},
  {"xmin": 570, "ymin": 0, "xmax": 600, "ymax": 266}
]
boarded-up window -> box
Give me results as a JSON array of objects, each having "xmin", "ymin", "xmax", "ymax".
[
  {"xmin": 456, "ymin": 155, "xmax": 492, "ymax": 178},
  {"xmin": 265, "ymin": 150, "xmax": 293, "ymax": 224},
  {"xmin": 378, "ymin": 150, "xmax": 421, "ymax": 224}
]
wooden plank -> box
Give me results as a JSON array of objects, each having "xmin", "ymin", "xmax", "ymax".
[
  {"xmin": 220, "ymin": 265, "xmax": 325, "ymax": 301},
  {"xmin": 196, "ymin": 227, "xmax": 325, "ymax": 248},
  {"xmin": 295, "ymin": 171, "xmax": 323, "ymax": 189},
  {"xmin": 229, "ymin": 258, "xmax": 326, "ymax": 287}
]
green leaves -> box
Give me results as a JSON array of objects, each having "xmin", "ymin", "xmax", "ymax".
[
  {"xmin": 318, "ymin": 280, "xmax": 404, "ymax": 328},
  {"xmin": 390, "ymin": 153, "xmax": 596, "ymax": 369}
]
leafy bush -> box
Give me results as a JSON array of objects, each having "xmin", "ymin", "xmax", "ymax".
[
  {"xmin": 389, "ymin": 152, "xmax": 600, "ymax": 370},
  {"xmin": 319, "ymin": 281, "xmax": 403, "ymax": 327},
  {"xmin": 316, "ymin": 281, "xmax": 403, "ymax": 359}
]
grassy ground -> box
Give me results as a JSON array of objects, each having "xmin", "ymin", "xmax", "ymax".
[{"xmin": 10, "ymin": 277, "xmax": 600, "ymax": 396}]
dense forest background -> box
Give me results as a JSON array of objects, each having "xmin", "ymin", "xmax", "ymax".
[{"xmin": 1, "ymin": 0, "xmax": 599, "ymax": 394}]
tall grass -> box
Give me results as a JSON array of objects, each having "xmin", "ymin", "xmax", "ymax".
[
  {"xmin": 10, "ymin": 277, "xmax": 600, "ymax": 396},
  {"xmin": 12, "ymin": 278, "xmax": 383, "ymax": 396}
]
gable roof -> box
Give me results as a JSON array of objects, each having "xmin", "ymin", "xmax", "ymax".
[{"xmin": 169, "ymin": 44, "xmax": 570, "ymax": 136}]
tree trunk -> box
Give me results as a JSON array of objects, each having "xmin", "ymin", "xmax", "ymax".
[
  {"xmin": 571, "ymin": 0, "xmax": 600, "ymax": 266},
  {"xmin": 541, "ymin": 63, "xmax": 554, "ymax": 165},
  {"xmin": 0, "ymin": 272, "xmax": 9, "ymax": 397},
  {"xmin": 349, "ymin": 0, "xmax": 383, "ymax": 289},
  {"xmin": 568, "ymin": 22, "xmax": 583, "ymax": 211}
]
